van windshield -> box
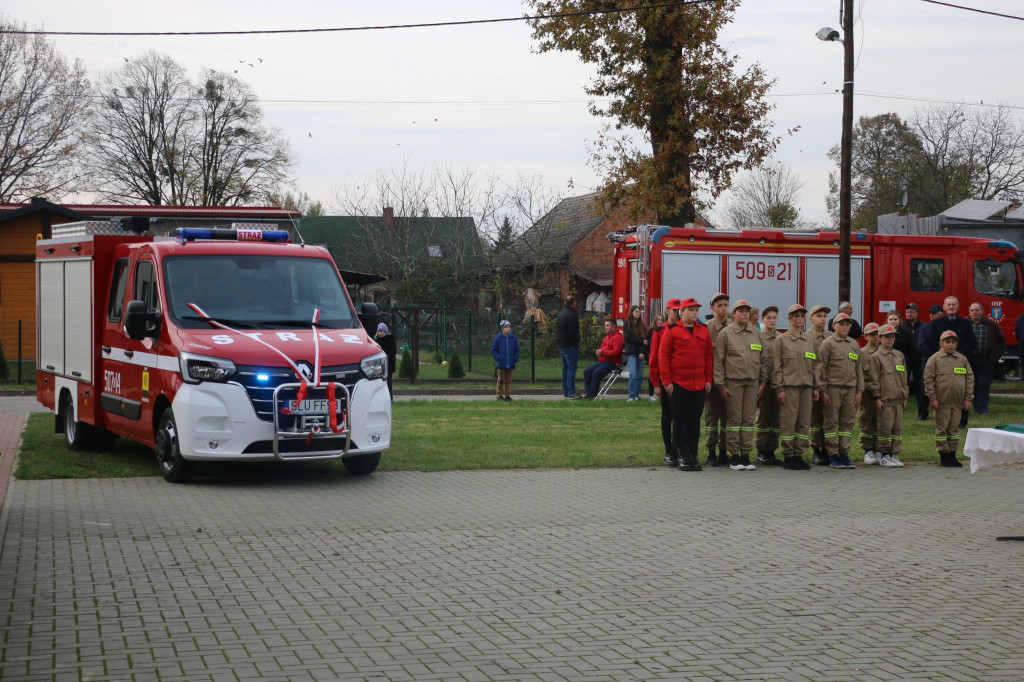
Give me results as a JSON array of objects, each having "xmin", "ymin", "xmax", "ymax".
[
  {"xmin": 973, "ymin": 259, "xmax": 1020, "ymax": 298},
  {"xmin": 163, "ymin": 255, "xmax": 357, "ymax": 330}
]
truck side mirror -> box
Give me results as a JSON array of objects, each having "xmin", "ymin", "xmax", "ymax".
[
  {"xmin": 124, "ymin": 300, "xmax": 161, "ymax": 340},
  {"xmin": 357, "ymin": 301, "xmax": 379, "ymax": 335}
]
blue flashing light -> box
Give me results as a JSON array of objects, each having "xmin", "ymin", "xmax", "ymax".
[
  {"xmin": 650, "ymin": 227, "xmax": 672, "ymax": 243},
  {"xmin": 256, "ymin": 373, "xmax": 270, "ymax": 383},
  {"xmin": 988, "ymin": 240, "xmax": 1017, "ymax": 249},
  {"xmin": 175, "ymin": 227, "xmax": 290, "ymax": 243}
]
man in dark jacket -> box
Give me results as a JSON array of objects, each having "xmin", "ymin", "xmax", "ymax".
[
  {"xmin": 556, "ymin": 295, "xmax": 582, "ymax": 398},
  {"xmin": 899, "ymin": 303, "xmax": 924, "ymax": 397},
  {"xmin": 967, "ymin": 302, "xmax": 1006, "ymax": 415},
  {"xmin": 916, "ymin": 304, "xmax": 944, "ymax": 420}
]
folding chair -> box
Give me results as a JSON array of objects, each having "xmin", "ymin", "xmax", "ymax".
[{"xmin": 596, "ymin": 362, "xmax": 628, "ymax": 400}]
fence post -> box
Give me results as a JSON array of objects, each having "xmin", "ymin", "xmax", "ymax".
[
  {"xmin": 467, "ymin": 309, "xmax": 472, "ymax": 373},
  {"xmin": 530, "ymin": 317, "xmax": 536, "ymax": 383},
  {"xmin": 17, "ymin": 319, "xmax": 23, "ymax": 385},
  {"xmin": 412, "ymin": 308, "xmax": 419, "ymax": 385}
]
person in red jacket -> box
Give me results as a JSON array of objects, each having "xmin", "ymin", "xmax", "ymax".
[
  {"xmin": 659, "ymin": 297, "xmax": 713, "ymax": 471},
  {"xmin": 583, "ymin": 318, "xmax": 624, "ymax": 398},
  {"xmin": 648, "ymin": 304, "xmax": 675, "ymax": 466}
]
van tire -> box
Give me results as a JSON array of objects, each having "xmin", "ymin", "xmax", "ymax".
[
  {"xmin": 342, "ymin": 452, "xmax": 380, "ymax": 476},
  {"xmin": 62, "ymin": 393, "xmax": 93, "ymax": 451},
  {"xmin": 155, "ymin": 409, "xmax": 194, "ymax": 484}
]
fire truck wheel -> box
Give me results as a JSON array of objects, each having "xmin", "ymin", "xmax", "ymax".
[
  {"xmin": 62, "ymin": 393, "xmax": 93, "ymax": 452},
  {"xmin": 156, "ymin": 409, "xmax": 194, "ymax": 484},
  {"xmin": 342, "ymin": 452, "xmax": 381, "ymax": 476}
]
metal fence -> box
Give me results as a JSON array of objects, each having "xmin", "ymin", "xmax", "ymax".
[{"xmin": 0, "ymin": 319, "xmax": 30, "ymax": 385}]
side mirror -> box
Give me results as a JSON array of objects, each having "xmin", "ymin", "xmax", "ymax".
[
  {"xmin": 124, "ymin": 300, "xmax": 161, "ymax": 340},
  {"xmin": 357, "ymin": 301, "xmax": 379, "ymax": 335}
]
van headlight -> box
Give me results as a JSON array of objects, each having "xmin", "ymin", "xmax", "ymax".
[
  {"xmin": 361, "ymin": 352, "xmax": 387, "ymax": 380},
  {"xmin": 179, "ymin": 352, "xmax": 237, "ymax": 384}
]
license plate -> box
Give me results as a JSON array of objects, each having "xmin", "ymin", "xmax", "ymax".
[{"xmin": 285, "ymin": 398, "xmax": 343, "ymax": 415}]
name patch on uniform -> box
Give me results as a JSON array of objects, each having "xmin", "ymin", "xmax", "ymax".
[
  {"xmin": 848, "ymin": 352, "xmax": 859, "ymax": 361},
  {"xmin": 954, "ymin": 367, "xmax": 967, "ymax": 374},
  {"xmin": 750, "ymin": 344, "xmax": 762, "ymax": 351},
  {"xmin": 805, "ymin": 351, "xmax": 816, "ymax": 360},
  {"xmin": 896, "ymin": 364, "xmax": 905, "ymax": 372}
]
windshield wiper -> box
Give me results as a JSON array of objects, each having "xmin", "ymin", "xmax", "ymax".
[
  {"xmin": 260, "ymin": 319, "xmax": 334, "ymax": 329},
  {"xmin": 181, "ymin": 315, "xmax": 261, "ymax": 329}
]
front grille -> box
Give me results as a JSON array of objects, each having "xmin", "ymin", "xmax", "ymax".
[{"xmin": 233, "ymin": 363, "xmax": 361, "ymax": 423}]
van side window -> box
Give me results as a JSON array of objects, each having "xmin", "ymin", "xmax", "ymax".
[
  {"xmin": 134, "ymin": 260, "xmax": 159, "ymax": 312},
  {"xmin": 107, "ymin": 259, "xmax": 130, "ymax": 321},
  {"xmin": 974, "ymin": 259, "xmax": 1019, "ymax": 296},
  {"xmin": 910, "ymin": 258, "xmax": 944, "ymax": 292}
]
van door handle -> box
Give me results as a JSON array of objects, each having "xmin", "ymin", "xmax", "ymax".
[
  {"xmin": 102, "ymin": 346, "xmax": 111, "ymax": 354},
  {"xmin": 124, "ymin": 350, "xmax": 134, "ymax": 358}
]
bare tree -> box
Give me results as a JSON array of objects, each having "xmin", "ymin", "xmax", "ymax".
[
  {"xmin": 0, "ymin": 19, "xmax": 90, "ymax": 201},
  {"xmin": 90, "ymin": 51, "xmax": 196, "ymax": 205},
  {"xmin": 190, "ymin": 73, "xmax": 292, "ymax": 205},
  {"xmin": 720, "ymin": 162, "xmax": 805, "ymax": 228},
  {"xmin": 953, "ymin": 104, "xmax": 1024, "ymax": 203}
]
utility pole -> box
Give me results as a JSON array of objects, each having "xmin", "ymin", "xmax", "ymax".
[{"xmin": 838, "ymin": 0, "xmax": 855, "ymax": 303}]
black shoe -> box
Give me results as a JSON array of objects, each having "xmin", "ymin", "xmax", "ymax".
[
  {"xmin": 729, "ymin": 454, "xmax": 746, "ymax": 471},
  {"xmin": 800, "ymin": 457, "xmax": 812, "ymax": 470},
  {"xmin": 949, "ymin": 454, "xmax": 963, "ymax": 468},
  {"xmin": 677, "ymin": 456, "xmax": 695, "ymax": 472},
  {"xmin": 497, "ymin": 395, "xmax": 504, "ymax": 401},
  {"xmin": 705, "ymin": 451, "xmax": 720, "ymax": 467},
  {"xmin": 783, "ymin": 456, "xmax": 803, "ymax": 470},
  {"xmin": 812, "ymin": 448, "xmax": 829, "ymax": 466},
  {"xmin": 757, "ymin": 452, "xmax": 784, "ymax": 466},
  {"xmin": 689, "ymin": 454, "xmax": 702, "ymax": 472},
  {"xmin": 664, "ymin": 451, "xmax": 679, "ymax": 467},
  {"xmin": 917, "ymin": 414, "xmax": 928, "ymax": 421}
]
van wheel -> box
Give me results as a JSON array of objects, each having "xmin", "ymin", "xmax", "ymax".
[
  {"xmin": 62, "ymin": 393, "xmax": 92, "ymax": 451},
  {"xmin": 342, "ymin": 452, "xmax": 380, "ymax": 476},
  {"xmin": 155, "ymin": 409, "xmax": 194, "ymax": 484}
]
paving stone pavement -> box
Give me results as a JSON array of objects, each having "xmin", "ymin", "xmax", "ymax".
[{"xmin": 2, "ymin": 462, "xmax": 1024, "ymax": 681}]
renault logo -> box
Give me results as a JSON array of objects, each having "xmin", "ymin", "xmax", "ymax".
[{"xmin": 296, "ymin": 361, "xmax": 314, "ymax": 382}]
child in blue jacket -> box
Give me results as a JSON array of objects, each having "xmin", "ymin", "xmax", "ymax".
[{"xmin": 491, "ymin": 320, "xmax": 520, "ymax": 401}]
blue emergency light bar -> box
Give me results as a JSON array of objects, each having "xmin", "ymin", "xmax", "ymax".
[{"xmin": 175, "ymin": 227, "xmax": 290, "ymax": 242}]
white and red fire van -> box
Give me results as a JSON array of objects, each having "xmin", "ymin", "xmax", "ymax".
[{"xmin": 36, "ymin": 221, "xmax": 391, "ymax": 483}]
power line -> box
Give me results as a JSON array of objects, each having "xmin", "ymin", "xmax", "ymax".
[
  {"xmin": 0, "ymin": 0, "xmax": 719, "ymax": 37},
  {"xmin": 918, "ymin": 0, "xmax": 1024, "ymax": 21}
]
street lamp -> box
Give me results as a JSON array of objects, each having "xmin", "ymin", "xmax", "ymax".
[{"xmin": 818, "ymin": 0, "xmax": 855, "ymax": 304}]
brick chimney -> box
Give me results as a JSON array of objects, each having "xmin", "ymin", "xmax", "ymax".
[{"xmin": 383, "ymin": 206, "xmax": 394, "ymax": 230}]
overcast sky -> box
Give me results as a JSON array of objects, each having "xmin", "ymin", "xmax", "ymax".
[{"xmin": 5, "ymin": 0, "xmax": 1023, "ymax": 225}]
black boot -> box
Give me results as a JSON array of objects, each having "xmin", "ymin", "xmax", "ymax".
[
  {"xmin": 677, "ymin": 452, "xmax": 695, "ymax": 471},
  {"xmin": 664, "ymin": 449, "xmax": 678, "ymax": 467},
  {"xmin": 783, "ymin": 456, "xmax": 803, "ymax": 470},
  {"xmin": 757, "ymin": 450, "xmax": 784, "ymax": 466},
  {"xmin": 939, "ymin": 451, "xmax": 953, "ymax": 467},
  {"xmin": 705, "ymin": 449, "xmax": 719, "ymax": 467},
  {"xmin": 949, "ymin": 452, "xmax": 963, "ymax": 468},
  {"xmin": 812, "ymin": 447, "xmax": 829, "ymax": 466},
  {"xmin": 689, "ymin": 452, "xmax": 702, "ymax": 471}
]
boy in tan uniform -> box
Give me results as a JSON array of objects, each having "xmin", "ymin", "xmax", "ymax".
[
  {"xmin": 866, "ymin": 324, "xmax": 910, "ymax": 467},
  {"xmin": 704, "ymin": 292, "xmax": 730, "ymax": 466},
  {"xmin": 807, "ymin": 305, "xmax": 832, "ymax": 465},
  {"xmin": 924, "ymin": 330, "xmax": 975, "ymax": 467},
  {"xmin": 772, "ymin": 304, "xmax": 822, "ymax": 471},
  {"xmin": 819, "ymin": 312, "xmax": 863, "ymax": 469},
  {"xmin": 858, "ymin": 322, "xmax": 882, "ymax": 461},
  {"xmin": 715, "ymin": 300, "xmax": 771, "ymax": 471},
  {"xmin": 755, "ymin": 306, "xmax": 783, "ymax": 466}
]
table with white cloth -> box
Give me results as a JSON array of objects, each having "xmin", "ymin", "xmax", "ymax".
[{"xmin": 964, "ymin": 427, "xmax": 1024, "ymax": 473}]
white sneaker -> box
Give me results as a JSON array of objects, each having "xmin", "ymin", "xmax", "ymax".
[
  {"xmin": 864, "ymin": 451, "xmax": 881, "ymax": 465},
  {"xmin": 888, "ymin": 454, "xmax": 904, "ymax": 468},
  {"xmin": 879, "ymin": 454, "xmax": 895, "ymax": 467},
  {"xmin": 648, "ymin": 396, "xmax": 659, "ymax": 402}
]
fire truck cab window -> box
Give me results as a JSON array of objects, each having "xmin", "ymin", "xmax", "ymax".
[
  {"xmin": 910, "ymin": 258, "xmax": 944, "ymax": 292},
  {"xmin": 973, "ymin": 259, "xmax": 1019, "ymax": 297},
  {"xmin": 106, "ymin": 258, "xmax": 130, "ymax": 321},
  {"xmin": 134, "ymin": 260, "xmax": 159, "ymax": 312}
]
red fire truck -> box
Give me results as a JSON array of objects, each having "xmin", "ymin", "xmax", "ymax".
[
  {"xmin": 609, "ymin": 225, "xmax": 1024, "ymax": 347},
  {"xmin": 37, "ymin": 221, "xmax": 391, "ymax": 483}
]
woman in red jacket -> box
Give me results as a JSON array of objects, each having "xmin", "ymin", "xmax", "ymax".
[{"xmin": 658, "ymin": 297, "xmax": 714, "ymax": 471}]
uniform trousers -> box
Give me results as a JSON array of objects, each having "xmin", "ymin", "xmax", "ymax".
[
  {"xmin": 858, "ymin": 399, "xmax": 878, "ymax": 451},
  {"xmin": 934, "ymin": 406, "xmax": 962, "ymax": 454},
  {"xmin": 724, "ymin": 383, "xmax": 759, "ymax": 456},
  {"xmin": 670, "ymin": 385, "xmax": 707, "ymax": 461},
  {"xmin": 876, "ymin": 401, "xmax": 904, "ymax": 455},
  {"xmin": 704, "ymin": 389, "xmax": 727, "ymax": 451},
  {"xmin": 755, "ymin": 385, "xmax": 781, "ymax": 453},
  {"xmin": 779, "ymin": 386, "xmax": 813, "ymax": 458},
  {"xmin": 810, "ymin": 399, "xmax": 825, "ymax": 448},
  {"xmin": 823, "ymin": 386, "xmax": 857, "ymax": 455}
]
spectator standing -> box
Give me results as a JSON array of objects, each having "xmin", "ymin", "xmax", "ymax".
[
  {"xmin": 749, "ymin": 306, "xmax": 761, "ymax": 330},
  {"xmin": 772, "ymin": 304, "xmax": 822, "ymax": 471},
  {"xmin": 648, "ymin": 307, "xmax": 675, "ymax": 465},
  {"xmin": 583, "ymin": 319, "xmax": 624, "ymax": 398},
  {"xmin": 899, "ymin": 303, "xmax": 924, "ymax": 410},
  {"xmin": 858, "ymin": 322, "xmax": 883, "ymax": 459},
  {"xmin": 704, "ymin": 292, "xmax": 731, "ymax": 466},
  {"xmin": 660, "ymin": 297, "xmax": 713, "ymax": 472},
  {"xmin": 807, "ymin": 305, "xmax": 832, "ymax": 465},
  {"xmin": 819, "ymin": 313, "xmax": 864, "ymax": 469},
  {"xmin": 1017, "ymin": 312, "xmax": 1024, "ymax": 377},
  {"xmin": 556, "ymin": 296, "xmax": 582, "ymax": 399},
  {"xmin": 622, "ymin": 305, "xmax": 648, "ymax": 401},
  {"xmin": 715, "ymin": 300, "xmax": 770, "ymax": 471},
  {"xmin": 375, "ymin": 323, "xmax": 397, "ymax": 400},
  {"xmin": 866, "ymin": 324, "xmax": 910, "ymax": 467},
  {"xmin": 645, "ymin": 313, "xmax": 665, "ymax": 401},
  {"xmin": 755, "ymin": 306, "xmax": 784, "ymax": 466},
  {"xmin": 490, "ymin": 320, "xmax": 520, "ymax": 401},
  {"xmin": 916, "ymin": 304, "xmax": 944, "ymax": 420},
  {"xmin": 827, "ymin": 301, "xmax": 864, "ymax": 339},
  {"xmin": 967, "ymin": 302, "xmax": 1005, "ymax": 416},
  {"xmin": 924, "ymin": 330, "xmax": 975, "ymax": 467}
]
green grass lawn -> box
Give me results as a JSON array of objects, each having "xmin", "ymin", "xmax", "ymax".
[{"xmin": 15, "ymin": 396, "xmax": 1024, "ymax": 480}]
